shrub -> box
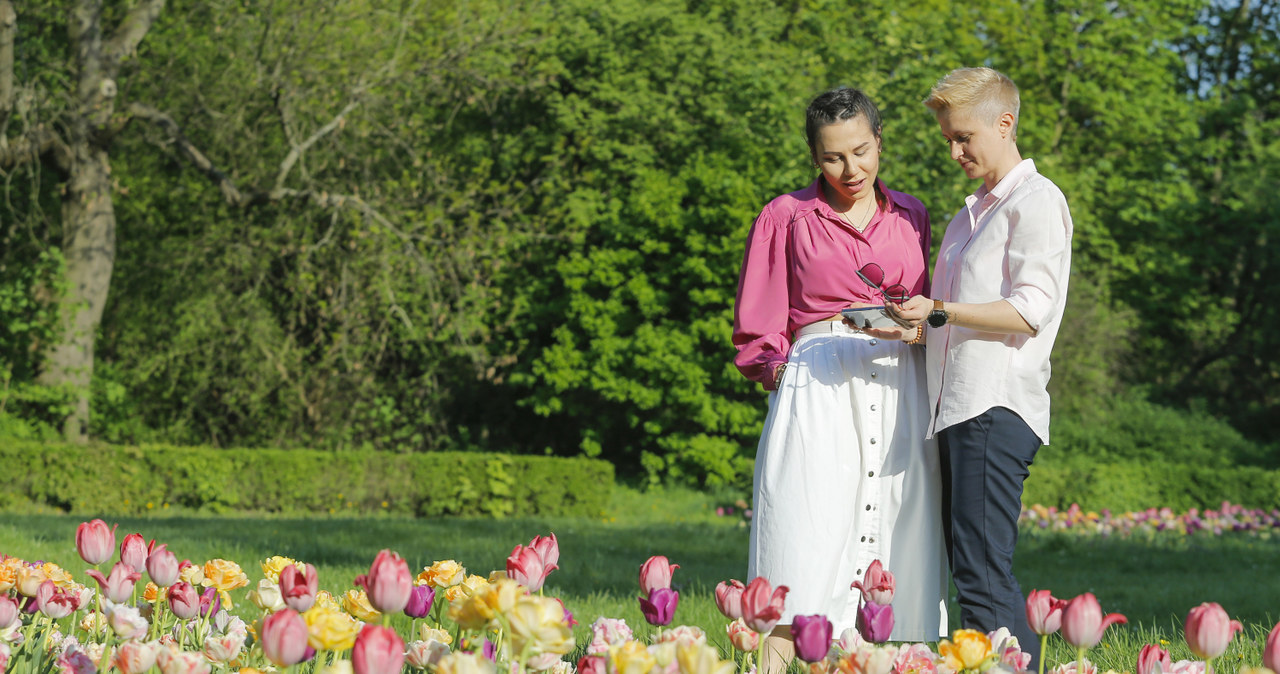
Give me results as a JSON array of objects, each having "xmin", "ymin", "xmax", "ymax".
[
  {"xmin": 0, "ymin": 441, "xmax": 613, "ymax": 518},
  {"xmin": 1023, "ymin": 459, "xmax": 1280, "ymax": 512}
]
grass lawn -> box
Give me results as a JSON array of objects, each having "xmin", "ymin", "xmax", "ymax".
[{"xmin": 1, "ymin": 485, "xmax": 1277, "ymax": 670}]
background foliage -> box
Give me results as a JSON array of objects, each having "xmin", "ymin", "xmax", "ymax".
[{"xmin": 2, "ymin": 0, "xmax": 1277, "ymax": 489}]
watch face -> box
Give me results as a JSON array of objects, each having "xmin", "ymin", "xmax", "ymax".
[{"xmin": 928, "ymin": 310, "xmax": 948, "ymax": 328}]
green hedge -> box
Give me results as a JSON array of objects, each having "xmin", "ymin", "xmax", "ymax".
[
  {"xmin": 1023, "ymin": 460, "xmax": 1280, "ymax": 512},
  {"xmin": 0, "ymin": 441, "xmax": 614, "ymax": 518}
]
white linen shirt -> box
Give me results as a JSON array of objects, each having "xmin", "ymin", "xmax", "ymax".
[{"xmin": 925, "ymin": 158, "xmax": 1073, "ymax": 444}]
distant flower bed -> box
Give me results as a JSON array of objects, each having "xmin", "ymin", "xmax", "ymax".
[{"xmin": 1020, "ymin": 502, "xmax": 1280, "ymax": 538}]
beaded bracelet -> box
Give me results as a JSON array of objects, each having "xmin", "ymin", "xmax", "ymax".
[{"xmin": 904, "ymin": 324, "xmax": 924, "ymax": 345}]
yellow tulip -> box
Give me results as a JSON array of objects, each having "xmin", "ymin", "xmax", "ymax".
[
  {"xmin": 939, "ymin": 629, "xmax": 993, "ymax": 672},
  {"xmin": 202, "ymin": 559, "xmax": 250, "ymax": 592},
  {"xmin": 260, "ymin": 556, "xmax": 299, "ymax": 584},
  {"xmin": 611, "ymin": 641, "xmax": 657, "ymax": 674},
  {"xmin": 314, "ymin": 590, "xmax": 341, "ymax": 612},
  {"xmin": 507, "ymin": 595, "xmax": 574, "ymax": 657},
  {"xmin": 315, "ymin": 661, "xmax": 354, "ymax": 674},
  {"xmin": 418, "ymin": 560, "xmax": 467, "ymax": 589},
  {"xmin": 341, "ymin": 589, "xmax": 382, "ymax": 622},
  {"xmin": 436, "ymin": 652, "xmax": 497, "ymax": 674},
  {"xmin": 14, "ymin": 564, "xmax": 47, "ymax": 596},
  {"xmin": 41, "ymin": 562, "xmax": 75, "ymax": 588},
  {"xmin": 676, "ymin": 642, "xmax": 736, "ymax": 674},
  {"xmin": 179, "ymin": 563, "xmax": 204, "ymax": 586},
  {"xmin": 305, "ymin": 605, "xmax": 362, "ymax": 651},
  {"xmin": 445, "ymin": 574, "xmax": 489, "ymax": 603},
  {"xmin": 0, "ymin": 557, "xmax": 23, "ymax": 592},
  {"xmin": 419, "ymin": 625, "xmax": 454, "ymax": 646}
]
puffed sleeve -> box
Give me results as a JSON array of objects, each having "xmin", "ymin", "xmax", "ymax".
[
  {"xmin": 1004, "ymin": 183, "xmax": 1073, "ymax": 333},
  {"xmin": 733, "ymin": 205, "xmax": 792, "ymax": 390}
]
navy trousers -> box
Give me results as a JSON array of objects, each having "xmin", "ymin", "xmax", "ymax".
[{"xmin": 938, "ymin": 407, "xmax": 1041, "ymax": 666}]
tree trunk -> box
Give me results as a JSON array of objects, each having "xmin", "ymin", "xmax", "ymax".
[{"xmin": 38, "ymin": 145, "xmax": 116, "ymax": 442}]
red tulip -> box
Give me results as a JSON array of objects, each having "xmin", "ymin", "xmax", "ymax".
[
  {"xmin": 120, "ymin": 533, "xmax": 148, "ymax": 573},
  {"xmin": 1026, "ymin": 589, "xmax": 1068, "ymax": 635},
  {"xmin": 1136, "ymin": 644, "xmax": 1172, "ymax": 674},
  {"xmin": 1061, "ymin": 593, "xmax": 1127, "ymax": 649},
  {"xmin": 507, "ymin": 545, "xmax": 553, "ymax": 593},
  {"xmin": 1263, "ymin": 621, "xmax": 1280, "ymax": 673},
  {"xmin": 76, "ymin": 519, "xmax": 118, "ymax": 565},
  {"xmin": 280, "ymin": 563, "xmax": 319, "ymax": 612},
  {"xmin": 168, "ymin": 581, "xmax": 201, "ymax": 620},
  {"xmin": 792, "ymin": 614, "xmax": 834, "ymax": 663},
  {"xmin": 577, "ymin": 655, "xmax": 606, "ymax": 674},
  {"xmin": 850, "ymin": 560, "xmax": 895, "ymax": 605},
  {"xmin": 353, "ymin": 624, "xmax": 406, "ymax": 674},
  {"xmin": 261, "ymin": 609, "xmax": 309, "ymax": 666},
  {"xmin": 1184, "ymin": 602, "xmax": 1242, "ymax": 660},
  {"xmin": 355, "ymin": 549, "xmax": 412, "ymax": 614},
  {"xmin": 146, "ymin": 545, "xmax": 180, "ymax": 587},
  {"xmin": 715, "ymin": 579, "xmax": 746, "ymax": 620},
  {"xmin": 85, "ymin": 561, "xmax": 143, "ymax": 603},
  {"xmin": 740, "ymin": 576, "xmax": 789, "ymax": 634},
  {"xmin": 639, "ymin": 555, "xmax": 680, "ymax": 594},
  {"xmin": 36, "ymin": 580, "xmax": 78, "ymax": 619},
  {"xmin": 530, "ymin": 533, "xmax": 560, "ymax": 570}
]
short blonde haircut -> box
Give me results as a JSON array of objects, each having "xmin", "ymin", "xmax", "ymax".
[{"xmin": 923, "ymin": 67, "xmax": 1020, "ymax": 135}]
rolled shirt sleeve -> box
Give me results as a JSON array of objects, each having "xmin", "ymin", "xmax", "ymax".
[{"xmin": 1003, "ymin": 184, "xmax": 1073, "ymax": 334}]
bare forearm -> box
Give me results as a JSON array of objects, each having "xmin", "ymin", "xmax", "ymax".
[{"xmin": 938, "ymin": 299, "xmax": 1034, "ymax": 335}]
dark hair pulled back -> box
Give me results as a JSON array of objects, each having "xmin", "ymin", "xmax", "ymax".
[{"xmin": 804, "ymin": 87, "xmax": 882, "ymax": 151}]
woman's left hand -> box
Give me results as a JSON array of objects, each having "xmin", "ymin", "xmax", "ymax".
[
  {"xmin": 861, "ymin": 324, "xmax": 916, "ymax": 341},
  {"xmin": 883, "ymin": 295, "xmax": 932, "ymax": 327}
]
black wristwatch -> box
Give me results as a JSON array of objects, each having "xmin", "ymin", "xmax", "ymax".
[{"xmin": 927, "ymin": 300, "xmax": 949, "ymax": 328}]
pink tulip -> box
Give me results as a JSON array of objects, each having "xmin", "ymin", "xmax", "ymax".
[
  {"xmin": 530, "ymin": 533, "xmax": 560, "ymax": 568},
  {"xmin": 261, "ymin": 609, "xmax": 309, "ymax": 666},
  {"xmin": 726, "ymin": 618, "xmax": 760, "ymax": 652},
  {"xmin": 146, "ymin": 545, "xmax": 179, "ymax": 587},
  {"xmin": 577, "ymin": 655, "xmax": 606, "ymax": 674},
  {"xmin": 1061, "ymin": 593, "xmax": 1127, "ymax": 649},
  {"xmin": 279, "ymin": 563, "xmax": 319, "ymax": 612},
  {"xmin": 57, "ymin": 650, "xmax": 96, "ymax": 674},
  {"xmin": 507, "ymin": 545, "xmax": 553, "ymax": 593},
  {"xmin": 1184, "ymin": 602, "xmax": 1242, "ymax": 660},
  {"xmin": 1263, "ymin": 621, "xmax": 1280, "ymax": 673},
  {"xmin": 168, "ymin": 581, "xmax": 200, "ymax": 620},
  {"xmin": 0, "ymin": 596, "xmax": 19, "ymax": 629},
  {"xmin": 120, "ymin": 533, "xmax": 148, "ymax": 573},
  {"xmin": 851, "ymin": 560, "xmax": 895, "ymax": 605},
  {"xmin": 856, "ymin": 601, "xmax": 894, "ymax": 643},
  {"xmin": 85, "ymin": 561, "xmax": 143, "ymax": 603},
  {"xmin": 792, "ymin": 614, "xmax": 834, "ymax": 662},
  {"xmin": 740, "ymin": 576, "xmax": 789, "ymax": 634},
  {"xmin": 639, "ymin": 555, "xmax": 680, "ymax": 594},
  {"xmin": 1137, "ymin": 644, "xmax": 1172, "ymax": 674},
  {"xmin": 715, "ymin": 579, "xmax": 745, "ymax": 620},
  {"xmin": 157, "ymin": 647, "xmax": 212, "ymax": 674},
  {"xmin": 36, "ymin": 580, "xmax": 78, "ymax": 619},
  {"xmin": 1026, "ymin": 589, "xmax": 1068, "ymax": 635},
  {"xmin": 0, "ymin": 643, "xmax": 10, "ymax": 674},
  {"xmin": 355, "ymin": 550, "xmax": 412, "ymax": 614},
  {"xmin": 75, "ymin": 519, "xmax": 118, "ymax": 565},
  {"xmin": 115, "ymin": 640, "xmax": 161, "ymax": 674},
  {"xmin": 353, "ymin": 624, "xmax": 406, "ymax": 674}
]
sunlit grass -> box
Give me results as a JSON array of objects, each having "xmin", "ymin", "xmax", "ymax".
[{"xmin": 1, "ymin": 484, "xmax": 1276, "ymax": 668}]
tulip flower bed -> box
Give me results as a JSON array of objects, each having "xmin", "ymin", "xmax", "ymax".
[
  {"xmin": 1020, "ymin": 502, "xmax": 1280, "ymax": 539},
  {"xmin": 2, "ymin": 516, "xmax": 1279, "ymax": 674}
]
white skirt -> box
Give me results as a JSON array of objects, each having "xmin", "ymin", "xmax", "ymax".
[{"xmin": 748, "ymin": 322, "xmax": 948, "ymax": 640}]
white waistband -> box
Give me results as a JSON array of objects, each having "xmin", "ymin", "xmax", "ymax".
[{"xmin": 794, "ymin": 320, "xmax": 861, "ymax": 338}]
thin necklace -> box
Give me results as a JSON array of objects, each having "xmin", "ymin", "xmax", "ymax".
[{"xmin": 841, "ymin": 196, "xmax": 876, "ymax": 231}]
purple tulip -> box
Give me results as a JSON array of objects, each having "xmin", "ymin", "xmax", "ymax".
[
  {"xmin": 638, "ymin": 587, "xmax": 679, "ymax": 626},
  {"xmin": 403, "ymin": 584, "xmax": 435, "ymax": 618},
  {"xmin": 857, "ymin": 601, "xmax": 894, "ymax": 643},
  {"xmin": 792, "ymin": 614, "xmax": 834, "ymax": 663},
  {"xmin": 482, "ymin": 639, "xmax": 497, "ymax": 662},
  {"xmin": 199, "ymin": 586, "xmax": 221, "ymax": 617}
]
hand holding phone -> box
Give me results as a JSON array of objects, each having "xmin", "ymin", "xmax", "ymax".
[{"xmin": 840, "ymin": 306, "xmax": 900, "ymax": 330}]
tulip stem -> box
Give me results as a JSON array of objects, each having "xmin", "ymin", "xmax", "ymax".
[
  {"xmin": 1076, "ymin": 647, "xmax": 1085, "ymax": 674},
  {"xmin": 1038, "ymin": 634, "xmax": 1047, "ymax": 674}
]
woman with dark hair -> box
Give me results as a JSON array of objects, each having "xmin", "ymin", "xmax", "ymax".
[{"xmin": 733, "ymin": 87, "xmax": 946, "ymax": 669}]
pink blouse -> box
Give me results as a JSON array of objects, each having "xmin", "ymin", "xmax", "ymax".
[{"xmin": 732, "ymin": 177, "xmax": 932, "ymax": 389}]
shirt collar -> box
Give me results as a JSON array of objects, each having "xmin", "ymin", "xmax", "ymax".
[
  {"xmin": 974, "ymin": 158, "xmax": 1037, "ymax": 202},
  {"xmin": 798, "ymin": 176, "xmax": 903, "ymax": 220}
]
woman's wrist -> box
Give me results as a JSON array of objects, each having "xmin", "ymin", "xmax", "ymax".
[{"xmin": 903, "ymin": 324, "xmax": 924, "ymax": 345}]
